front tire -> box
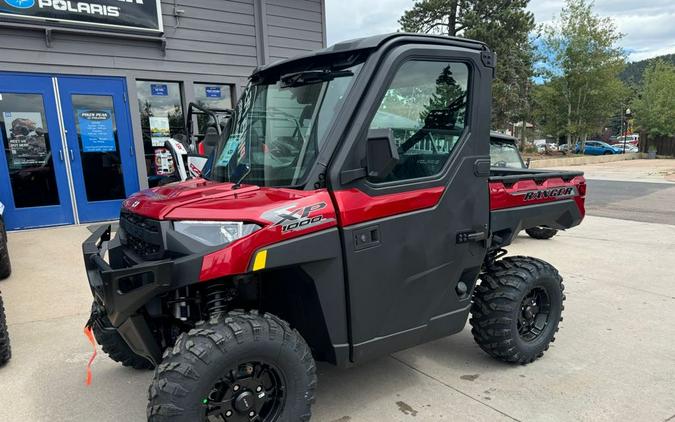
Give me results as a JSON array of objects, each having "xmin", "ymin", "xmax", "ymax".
[
  {"xmin": 92, "ymin": 307, "xmax": 154, "ymax": 370},
  {"xmin": 0, "ymin": 217, "xmax": 11, "ymax": 280},
  {"xmin": 470, "ymin": 256, "xmax": 565, "ymax": 364},
  {"xmin": 0, "ymin": 294, "xmax": 10, "ymax": 365},
  {"xmin": 147, "ymin": 311, "xmax": 317, "ymax": 422},
  {"xmin": 525, "ymin": 226, "xmax": 558, "ymax": 239}
]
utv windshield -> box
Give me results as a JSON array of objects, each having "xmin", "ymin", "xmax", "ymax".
[{"xmin": 208, "ymin": 60, "xmax": 363, "ymax": 187}]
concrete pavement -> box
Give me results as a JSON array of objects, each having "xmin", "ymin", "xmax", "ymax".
[
  {"xmin": 548, "ymin": 158, "xmax": 675, "ymax": 184},
  {"xmin": 1, "ymin": 214, "xmax": 674, "ymax": 422}
]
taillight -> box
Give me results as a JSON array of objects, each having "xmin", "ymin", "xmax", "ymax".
[{"xmin": 578, "ymin": 182, "xmax": 587, "ymax": 197}]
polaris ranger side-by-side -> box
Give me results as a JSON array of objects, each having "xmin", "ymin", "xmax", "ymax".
[{"xmin": 82, "ymin": 34, "xmax": 586, "ymax": 421}]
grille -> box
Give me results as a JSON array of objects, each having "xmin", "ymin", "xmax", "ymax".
[{"xmin": 119, "ymin": 211, "xmax": 164, "ymax": 260}]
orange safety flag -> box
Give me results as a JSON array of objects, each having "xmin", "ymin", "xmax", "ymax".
[{"xmin": 83, "ymin": 326, "xmax": 98, "ymax": 386}]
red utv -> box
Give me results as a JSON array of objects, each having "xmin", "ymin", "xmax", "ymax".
[{"xmin": 83, "ymin": 34, "xmax": 585, "ymax": 421}]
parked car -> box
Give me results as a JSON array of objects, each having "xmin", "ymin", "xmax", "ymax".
[
  {"xmin": 559, "ymin": 143, "xmax": 574, "ymax": 152},
  {"xmin": 576, "ymin": 140, "xmax": 622, "ymax": 155},
  {"xmin": 617, "ymin": 134, "xmax": 639, "ymax": 146},
  {"xmin": 612, "ymin": 142, "xmax": 639, "ymax": 153}
]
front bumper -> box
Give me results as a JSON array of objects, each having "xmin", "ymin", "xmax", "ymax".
[{"xmin": 82, "ymin": 224, "xmax": 203, "ymax": 363}]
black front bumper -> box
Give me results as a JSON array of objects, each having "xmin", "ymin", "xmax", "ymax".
[
  {"xmin": 82, "ymin": 224, "xmax": 203, "ymax": 364},
  {"xmin": 83, "ymin": 224, "xmax": 175, "ymax": 325}
]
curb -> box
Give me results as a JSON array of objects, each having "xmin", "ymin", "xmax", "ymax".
[{"xmin": 529, "ymin": 153, "xmax": 642, "ymax": 168}]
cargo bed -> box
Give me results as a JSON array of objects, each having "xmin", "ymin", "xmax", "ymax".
[{"xmin": 488, "ymin": 168, "xmax": 586, "ymax": 248}]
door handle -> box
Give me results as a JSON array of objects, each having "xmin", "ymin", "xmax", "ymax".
[
  {"xmin": 69, "ymin": 149, "xmax": 74, "ymax": 161},
  {"xmin": 354, "ymin": 226, "xmax": 380, "ymax": 251},
  {"xmin": 58, "ymin": 149, "xmax": 64, "ymax": 161},
  {"xmin": 456, "ymin": 230, "xmax": 487, "ymax": 244}
]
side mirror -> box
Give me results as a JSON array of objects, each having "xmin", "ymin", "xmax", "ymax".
[
  {"xmin": 366, "ymin": 128, "xmax": 399, "ymax": 181},
  {"xmin": 525, "ymin": 158, "xmax": 531, "ymax": 168},
  {"xmin": 231, "ymin": 163, "xmax": 251, "ymax": 190}
]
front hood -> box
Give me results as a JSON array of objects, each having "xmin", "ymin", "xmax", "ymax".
[{"xmin": 123, "ymin": 179, "xmax": 326, "ymax": 224}]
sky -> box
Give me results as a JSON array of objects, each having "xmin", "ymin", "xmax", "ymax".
[{"xmin": 325, "ymin": 0, "xmax": 675, "ymax": 62}]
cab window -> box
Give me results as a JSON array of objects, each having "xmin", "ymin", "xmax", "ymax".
[{"xmin": 367, "ymin": 60, "xmax": 469, "ymax": 183}]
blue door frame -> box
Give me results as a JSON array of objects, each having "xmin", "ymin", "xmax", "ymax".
[
  {"xmin": 0, "ymin": 73, "xmax": 139, "ymax": 230},
  {"xmin": 58, "ymin": 76, "xmax": 139, "ymax": 224},
  {"xmin": 0, "ymin": 74, "xmax": 75, "ymax": 230}
]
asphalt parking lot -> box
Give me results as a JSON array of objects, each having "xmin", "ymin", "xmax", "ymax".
[{"xmin": 1, "ymin": 161, "xmax": 674, "ymax": 422}]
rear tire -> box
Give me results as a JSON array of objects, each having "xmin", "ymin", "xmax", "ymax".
[
  {"xmin": 525, "ymin": 226, "xmax": 558, "ymax": 239},
  {"xmin": 470, "ymin": 256, "xmax": 564, "ymax": 364},
  {"xmin": 0, "ymin": 217, "xmax": 11, "ymax": 280},
  {"xmin": 92, "ymin": 308, "xmax": 154, "ymax": 370},
  {"xmin": 147, "ymin": 310, "xmax": 317, "ymax": 422},
  {"xmin": 0, "ymin": 294, "xmax": 10, "ymax": 365}
]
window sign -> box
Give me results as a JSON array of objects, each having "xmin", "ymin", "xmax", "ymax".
[
  {"xmin": 205, "ymin": 87, "xmax": 221, "ymax": 98},
  {"xmin": 2, "ymin": 111, "xmax": 48, "ymax": 166},
  {"xmin": 78, "ymin": 109, "xmax": 116, "ymax": 152},
  {"xmin": 0, "ymin": 0, "xmax": 163, "ymax": 33},
  {"xmin": 151, "ymin": 84, "xmax": 168, "ymax": 96},
  {"xmin": 216, "ymin": 136, "xmax": 239, "ymax": 166},
  {"xmin": 149, "ymin": 116, "xmax": 171, "ymax": 147}
]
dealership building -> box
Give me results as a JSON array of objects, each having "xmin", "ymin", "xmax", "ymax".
[{"xmin": 0, "ymin": 0, "xmax": 326, "ymax": 230}]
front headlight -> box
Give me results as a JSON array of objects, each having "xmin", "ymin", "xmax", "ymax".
[{"xmin": 173, "ymin": 221, "xmax": 260, "ymax": 246}]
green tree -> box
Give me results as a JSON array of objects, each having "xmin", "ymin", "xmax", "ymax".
[
  {"xmin": 633, "ymin": 61, "xmax": 675, "ymax": 137},
  {"xmin": 538, "ymin": 0, "xmax": 627, "ymax": 147},
  {"xmin": 399, "ymin": 0, "xmax": 535, "ymax": 129}
]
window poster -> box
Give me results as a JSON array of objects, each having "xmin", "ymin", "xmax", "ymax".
[
  {"xmin": 2, "ymin": 111, "xmax": 48, "ymax": 167},
  {"xmin": 78, "ymin": 109, "xmax": 116, "ymax": 153},
  {"xmin": 149, "ymin": 116, "xmax": 171, "ymax": 147}
]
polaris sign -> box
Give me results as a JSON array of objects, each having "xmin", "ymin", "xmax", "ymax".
[{"xmin": 0, "ymin": 0, "xmax": 163, "ymax": 33}]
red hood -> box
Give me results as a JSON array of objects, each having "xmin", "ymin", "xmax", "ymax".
[{"xmin": 122, "ymin": 179, "xmax": 325, "ymax": 224}]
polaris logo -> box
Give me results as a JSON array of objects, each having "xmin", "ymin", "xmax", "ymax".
[
  {"xmin": 4, "ymin": 0, "xmax": 35, "ymax": 9},
  {"xmin": 522, "ymin": 187, "xmax": 576, "ymax": 201},
  {"xmin": 10, "ymin": 0, "xmax": 148, "ymax": 17}
]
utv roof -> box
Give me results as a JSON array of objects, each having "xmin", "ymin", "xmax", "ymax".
[
  {"xmin": 490, "ymin": 132, "xmax": 519, "ymax": 143},
  {"xmin": 252, "ymin": 33, "xmax": 490, "ymax": 78}
]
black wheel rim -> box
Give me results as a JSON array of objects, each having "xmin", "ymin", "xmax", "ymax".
[
  {"xmin": 202, "ymin": 361, "xmax": 286, "ymax": 422},
  {"xmin": 517, "ymin": 287, "xmax": 552, "ymax": 342}
]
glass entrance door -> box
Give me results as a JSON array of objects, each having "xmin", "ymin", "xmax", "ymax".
[
  {"xmin": 57, "ymin": 77, "xmax": 139, "ymax": 223},
  {"xmin": 0, "ymin": 74, "xmax": 74, "ymax": 230}
]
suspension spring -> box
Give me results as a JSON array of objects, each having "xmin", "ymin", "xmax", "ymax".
[{"xmin": 205, "ymin": 282, "xmax": 234, "ymax": 316}]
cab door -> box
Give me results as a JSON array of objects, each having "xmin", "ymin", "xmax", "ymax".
[{"xmin": 328, "ymin": 43, "xmax": 493, "ymax": 363}]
